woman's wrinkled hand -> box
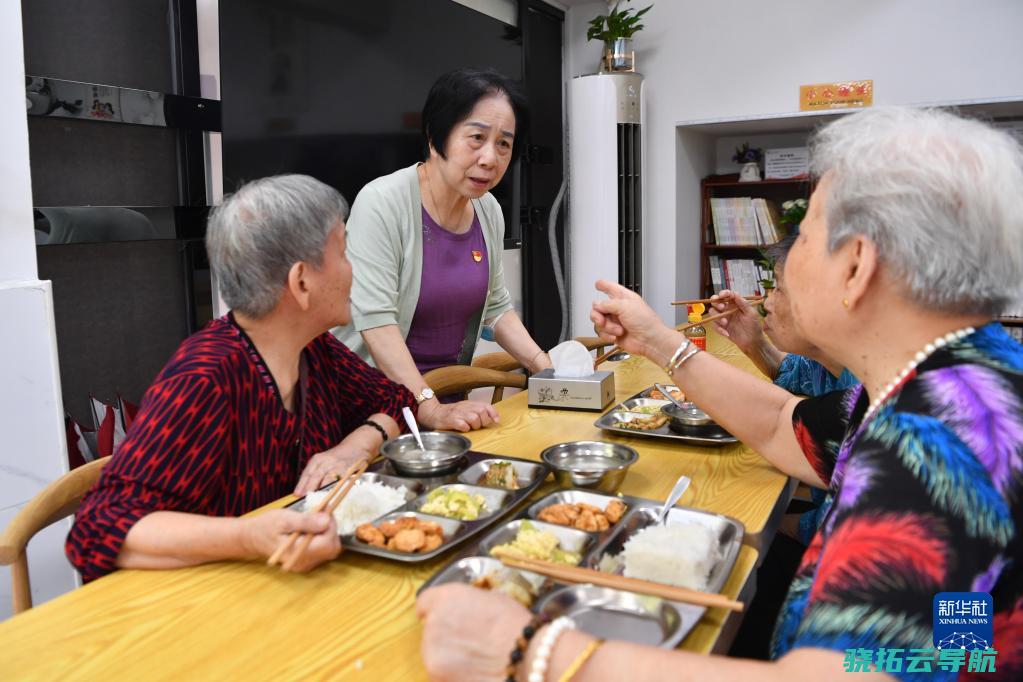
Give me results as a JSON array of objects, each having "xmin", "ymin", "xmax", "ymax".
[
  {"xmin": 709, "ymin": 290, "xmax": 764, "ymax": 353},
  {"xmin": 417, "ymin": 583, "xmax": 532, "ymax": 682},
  {"xmin": 294, "ymin": 446, "xmax": 369, "ymax": 496},
  {"xmin": 590, "ymin": 280, "xmax": 673, "ymax": 361},
  {"xmin": 418, "ymin": 399, "xmax": 499, "ymax": 433},
  {"xmin": 244, "ymin": 509, "xmax": 342, "ymax": 572}
]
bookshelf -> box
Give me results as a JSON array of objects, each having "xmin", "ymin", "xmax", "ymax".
[{"xmin": 699, "ymin": 174, "xmax": 811, "ymax": 297}]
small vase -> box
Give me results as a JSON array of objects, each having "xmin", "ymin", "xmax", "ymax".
[
  {"xmin": 602, "ymin": 37, "xmax": 633, "ymax": 72},
  {"xmin": 739, "ymin": 162, "xmax": 761, "ymax": 182}
]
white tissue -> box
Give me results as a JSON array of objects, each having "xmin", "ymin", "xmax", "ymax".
[{"xmin": 548, "ymin": 340, "xmax": 595, "ymax": 378}]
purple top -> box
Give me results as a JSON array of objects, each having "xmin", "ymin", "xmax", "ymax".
[{"xmin": 405, "ymin": 207, "xmax": 489, "ymax": 376}]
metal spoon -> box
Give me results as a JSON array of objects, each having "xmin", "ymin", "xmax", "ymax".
[
  {"xmin": 402, "ymin": 406, "xmax": 425, "ymax": 450},
  {"xmin": 657, "ymin": 474, "xmax": 692, "ymax": 525},
  {"xmin": 654, "ymin": 383, "xmax": 688, "ymax": 410}
]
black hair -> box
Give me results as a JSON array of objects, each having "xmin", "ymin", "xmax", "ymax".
[
  {"xmin": 766, "ymin": 234, "xmax": 799, "ymax": 269},
  {"xmin": 420, "ymin": 68, "xmax": 530, "ymax": 163}
]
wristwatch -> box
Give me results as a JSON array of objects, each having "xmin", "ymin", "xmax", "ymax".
[{"xmin": 415, "ymin": 387, "xmax": 435, "ymax": 404}]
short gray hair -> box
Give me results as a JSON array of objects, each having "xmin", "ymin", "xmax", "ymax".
[
  {"xmin": 810, "ymin": 106, "xmax": 1023, "ymax": 315},
  {"xmin": 206, "ymin": 175, "xmax": 349, "ymax": 317}
]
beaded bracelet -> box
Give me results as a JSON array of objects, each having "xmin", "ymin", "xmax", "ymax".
[
  {"xmin": 506, "ymin": 613, "xmax": 550, "ymax": 682},
  {"xmin": 528, "ymin": 616, "xmax": 576, "ymax": 682},
  {"xmin": 361, "ymin": 419, "xmax": 389, "ymax": 445}
]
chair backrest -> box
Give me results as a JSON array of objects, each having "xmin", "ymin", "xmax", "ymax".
[
  {"xmin": 422, "ymin": 365, "xmax": 527, "ymax": 404},
  {"xmin": 572, "ymin": 336, "xmax": 608, "ymax": 355},
  {"xmin": 0, "ymin": 456, "xmax": 110, "ymax": 614},
  {"xmin": 471, "ymin": 351, "xmax": 522, "ymax": 372}
]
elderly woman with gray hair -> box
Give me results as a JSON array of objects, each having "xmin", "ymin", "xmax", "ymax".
[
  {"xmin": 417, "ymin": 107, "xmax": 1023, "ymax": 680},
  {"xmin": 67, "ymin": 175, "xmax": 415, "ymax": 582}
]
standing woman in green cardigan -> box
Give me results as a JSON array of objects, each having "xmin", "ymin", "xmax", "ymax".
[{"xmin": 333, "ymin": 68, "xmax": 552, "ymax": 432}]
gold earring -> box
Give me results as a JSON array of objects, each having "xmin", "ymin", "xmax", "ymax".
[{"xmin": 842, "ymin": 298, "xmax": 850, "ymax": 308}]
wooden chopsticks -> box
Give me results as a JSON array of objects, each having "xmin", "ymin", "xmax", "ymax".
[
  {"xmin": 593, "ymin": 307, "xmax": 740, "ymax": 368},
  {"xmin": 267, "ymin": 457, "xmax": 370, "ymax": 570},
  {"xmin": 498, "ymin": 556, "xmax": 744, "ymax": 613},
  {"xmin": 671, "ymin": 296, "xmax": 763, "ymax": 307}
]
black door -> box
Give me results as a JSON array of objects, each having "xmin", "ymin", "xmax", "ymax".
[{"xmin": 519, "ymin": 1, "xmax": 566, "ymax": 350}]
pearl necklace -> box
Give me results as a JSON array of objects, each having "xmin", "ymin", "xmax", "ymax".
[{"xmin": 862, "ymin": 325, "xmax": 975, "ymax": 423}]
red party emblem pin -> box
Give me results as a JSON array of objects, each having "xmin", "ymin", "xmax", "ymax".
[{"xmin": 472, "ymin": 250, "xmax": 483, "ymax": 262}]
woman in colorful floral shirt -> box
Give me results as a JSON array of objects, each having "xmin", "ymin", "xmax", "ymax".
[{"xmin": 416, "ymin": 106, "xmax": 1023, "ymax": 681}]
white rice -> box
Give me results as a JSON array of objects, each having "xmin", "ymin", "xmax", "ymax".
[
  {"xmin": 619, "ymin": 521, "xmax": 721, "ymax": 591},
  {"xmin": 304, "ymin": 480, "xmax": 408, "ymax": 535}
]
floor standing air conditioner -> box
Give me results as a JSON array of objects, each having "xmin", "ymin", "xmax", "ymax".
[{"xmin": 568, "ymin": 72, "xmax": 644, "ymax": 337}]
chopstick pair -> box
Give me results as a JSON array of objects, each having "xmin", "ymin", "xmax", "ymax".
[
  {"xmin": 498, "ymin": 556, "xmax": 744, "ymax": 613},
  {"xmin": 267, "ymin": 457, "xmax": 370, "ymax": 571},
  {"xmin": 593, "ymin": 307, "xmax": 740, "ymax": 368},
  {"xmin": 670, "ymin": 296, "xmax": 763, "ymax": 307}
]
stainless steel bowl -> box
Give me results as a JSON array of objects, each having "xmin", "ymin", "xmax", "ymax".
[
  {"xmin": 381, "ymin": 432, "xmax": 471, "ymax": 476},
  {"xmin": 661, "ymin": 403, "xmax": 712, "ymax": 433},
  {"xmin": 540, "ymin": 441, "xmax": 638, "ymax": 493}
]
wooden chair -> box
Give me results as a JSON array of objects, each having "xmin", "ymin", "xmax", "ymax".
[
  {"xmin": 471, "ymin": 337, "xmax": 609, "ymax": 374},
  {"xmin": 573, "ymin": 336, "xmax": 609, "ymax": 356},
  {"xmin": 471, "ymin": 351, "xmax": 522, "ymax": 372},
  {"xmin": 422, "ymin": 365, "xmax": 527, "ymax": 404},
  {"xmin": 0, "ymin": 456, "xmax": 110, "ymax": 614}
]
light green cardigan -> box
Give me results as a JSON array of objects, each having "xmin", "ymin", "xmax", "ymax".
[{"xmin": 332, "ymin": 163, "xmax": 514, "ymax": 366}]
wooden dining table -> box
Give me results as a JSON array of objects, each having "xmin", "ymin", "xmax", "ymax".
[{"xmin": 0, "ymin": 331, "xmax": 791, "ymax": 681}]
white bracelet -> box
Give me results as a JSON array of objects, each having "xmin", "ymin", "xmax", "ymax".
[{"xmin": 528, "ymin": 616, "xmax": 575, "ymax": 682}]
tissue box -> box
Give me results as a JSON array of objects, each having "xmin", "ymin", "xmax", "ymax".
[{"xmin": 527, "ymin": 369, "xmax": 615, "ymax": 412}]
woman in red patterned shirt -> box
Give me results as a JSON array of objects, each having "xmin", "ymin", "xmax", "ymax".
[{"xmin": 67, "ymin": 175, "xmax": 416, "ymax": 581}]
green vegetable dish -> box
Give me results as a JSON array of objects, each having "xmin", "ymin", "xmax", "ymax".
[{"xmin": 419, "ymin": 487, "xmax": 487, "ymax": 521}]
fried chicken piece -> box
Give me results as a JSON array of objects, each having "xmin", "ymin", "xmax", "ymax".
[
  {"xmin": 379, "ymin": 520, "xmax": 400, "ymax": 538},
  {"xmin": 593, "ymin": 514, "xmax": 610, "ymax": 531},
  {"xmin": 393, "ymin": 528, "xmax": 427, "ymax": 553},
  {"xmin": 396, "ymin": 516, "xmax": 421, "ymax": 530},
  {"xmin": 418, "ymin": 520, "xmax": 443, "ymax": 536},
  {"xmin": 422, "ymin": 533, "xmax": 443, "ymax": 552},
  {"xmin": 604, "ymin": 500, "xmax": 627, "ymax": 524},
  {"xmin": 355, "ymin": 523, "xmax": 386, "ymax": 547},
  {"xmin": 574, "ymin": 510, "xmax": 602, "ymax": 532},
  {"xmin": 538, "ymin": 503, "xmax": 579, "ymax": 526},
  {"xmin": 576, "ymin": 503, "xmax": 602, "ymax": 514}
]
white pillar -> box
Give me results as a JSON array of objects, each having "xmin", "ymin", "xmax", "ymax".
[{"xmin": 0, "ymin": 1, "xmax": 77, "ymax": 619}]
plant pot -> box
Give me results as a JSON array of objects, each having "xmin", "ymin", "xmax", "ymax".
[
  {"xmin": 602, "ymin": 37, "xmax": 633, "ymax": 72},
  {"xmin": 739, "ymin": 162, "xmax": 762, "ymax": 182}
]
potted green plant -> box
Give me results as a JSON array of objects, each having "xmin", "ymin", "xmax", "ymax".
[
  {"xmin": 732, "ymin": 142, "xmax": 763, "ymax": 182},
  {"xmin": 778, "ymin": 198, "xmax": 808, "ymax": 232},
  {"xmin": 587, "ymin": 1, "xmax": 653, "ymax": 72}
]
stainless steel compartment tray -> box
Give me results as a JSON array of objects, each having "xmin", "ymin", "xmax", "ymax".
[
  {"xmin": 286, "ymin": 450, "xmax": 550, "ymax": 563},
  {"xmin": 421, "ymin": 490, "xmax": 745, "ymax": 648},
  {"xmin": 535, "ymin": 584, "xmax": 686, "ymax": 647},
  {"xmin": 594, "ymin": 386, "xmax": 738, "ymax": 445}
]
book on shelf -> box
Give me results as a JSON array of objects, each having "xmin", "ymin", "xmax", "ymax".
[
  {"xmin": 708, "ymin": 255, "xmax": 723, "ymax": 293},
  {"xmin": 709, "ymin": 197, "xmax": 781, "ymax": 245},
  {"xmin": 713, "ymin": 258, "xmax": 765, "ymax": 297}
]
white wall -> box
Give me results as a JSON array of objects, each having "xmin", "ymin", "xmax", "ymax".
[
  {"xmin": 0, "ymin": 2, "xmax": 77, "ymax": 619},
  {"xmin": 566, "ymin": 0, "xmax": 1023, "ymax": 322}
]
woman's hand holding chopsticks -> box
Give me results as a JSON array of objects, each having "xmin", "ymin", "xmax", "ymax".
[
  {"xmin": 245, "ymin": 509, "xmax": 342, "ymax": 572},
  {"xmin": 708, "ymin": 289, "xmax": 764, "ymax": 351},
  {"xmin": 268, "ymin": 457, "xmax": 369, "ymax": 571}
]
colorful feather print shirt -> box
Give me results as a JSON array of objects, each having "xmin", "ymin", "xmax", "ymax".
[
  {"xmin": 772, "ymin": 323, "xmax": 1023, "ymax": 681},
  {"xmin": 67, "ymin": 314, "xmax": 415, "ymax": 583}
]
